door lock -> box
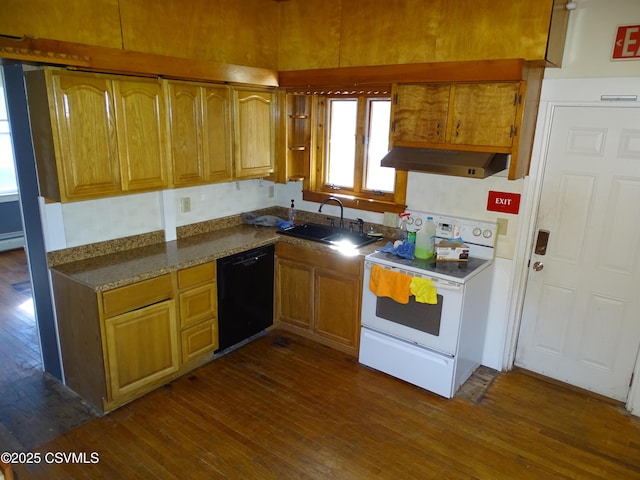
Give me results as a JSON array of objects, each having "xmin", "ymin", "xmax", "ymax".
[
  {"xmin": 534, "ymin": 229, "xmax": 550, "ymax": 255},
  {"xmin": 533, "ymin": 261, "xmax": 544, "ymax": 271}
]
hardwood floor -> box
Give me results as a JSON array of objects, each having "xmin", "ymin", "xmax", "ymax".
[
  {"xmin": 0, "ymin": 249, "xmax": 97, "ymax": 454},
  {"xmin": 2, "ymin": 248, "xmax": 639, "ymax": 479},
  {"xmin": 0, "ymin": 248, "xmax": 40, "ymax": 383},
  {"xmin": 10, "ymin": 329, "xmax": 640, "ymax": 480}
]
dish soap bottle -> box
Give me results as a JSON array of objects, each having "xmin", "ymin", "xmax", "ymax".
[
  {"xmin": 288, "ymin": 199, "xmax": 297, "ymax": 225},
  {"xmin": 415, "ymin": 217, "xmax": 436, "ymax": 259}
]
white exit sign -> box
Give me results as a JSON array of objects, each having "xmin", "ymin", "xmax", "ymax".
[{"xmin": 612, "ymin": 24, "xmax": 640, "ymax": 60}]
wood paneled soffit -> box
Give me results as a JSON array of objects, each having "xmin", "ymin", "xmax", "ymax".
[
  {"xmin": 0, "ymin": 36, "xmax": 538, "ymax": 89},
  {"xmin": 0, "ymin": 36, "xmax": 279, "ymax": 87},
  {"xmin": 278, "ymin": 59, "xmax": 533, "ymax": 88}
]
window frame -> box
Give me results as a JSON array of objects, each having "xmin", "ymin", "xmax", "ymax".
[{"xmin": 302, "ymin": 89, "xmax": 406, "ymax": 214}]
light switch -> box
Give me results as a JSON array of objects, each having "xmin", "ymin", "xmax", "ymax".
[{"xmin": 497, "ymin": 217, "xmax": 508, "ymax": 235}]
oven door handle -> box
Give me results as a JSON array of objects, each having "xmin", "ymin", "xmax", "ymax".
[{"xmin": 364, "ymin": 261, "xmax": 463, "ymax": 292}]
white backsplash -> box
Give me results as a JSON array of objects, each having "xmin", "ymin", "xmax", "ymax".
[
  {"xmin": 43, "ymin": 173, "xmax": 522, "ymax": 261},
  {"xmin": 43, "ymin": 179, "xmax": 281, "ymax": 250},
  {"xmin": 406, "ymin": 172, "xmax": 524, "ymax": 260},
  {"xmin": 174, "ymin": 179, "xmax": 276, "ymax": 227},
  {"xmin": 57, "ymin": 191, "xmax": 163, "ymax": 247}
]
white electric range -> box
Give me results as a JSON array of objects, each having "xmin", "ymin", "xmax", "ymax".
[{"xmin": 359, "ymin": 211, "xmax": 497, "ymax": 398}]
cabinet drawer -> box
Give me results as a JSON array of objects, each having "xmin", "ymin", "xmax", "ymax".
[
  {"xmin": 179, "ymin": 283, "xmax": 217, "ymax": 329},
  {"xmin": 178, "ymin": 262, "xmax": 216, "ymax": 289},
  {"xmin": 181, "ymin": 319, "xmax": 218, "ymax": 363},
  {"xmin": 102, "ymin": 274, "xmax": 173, "ymax": 318},
  {"xmin": 276, "ymin": 242, "xmax": 362, "ymax": 277}
]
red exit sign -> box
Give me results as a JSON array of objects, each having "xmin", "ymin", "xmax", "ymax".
[
  {"xmin": 612, "ymin": 25, "xmax": 640, "ymax": 60},
  {"xmin": 487, "ymin": 191, "xmax": 520, "ymax": 215}
]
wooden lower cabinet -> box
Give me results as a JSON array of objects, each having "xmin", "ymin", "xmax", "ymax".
[
  {"xmin": 177, "ymin": 262, "xmax": 219, "ymax": 365},
  {"xmin": 103, "ymin": 300, "xmax": 179, "ymax": 403},
  {"xmin": 275, "ymin": 243, "xmax": 363, "ymax": 356},
  {"xmin": 52, "ymin": 265, "xmax": 219, "ymax": 413}
]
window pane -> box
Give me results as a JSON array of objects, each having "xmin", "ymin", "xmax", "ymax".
[
  {"xmin": 364, "ymin": 99, "xmax": 394, "ymax": 192},
  {"xmin": 0, "ymin": 73, "xmax": 18, "ymax": 196},
  {"xmin": 326, "ymin": 99, "xmax": 357, "ymax": 188}
]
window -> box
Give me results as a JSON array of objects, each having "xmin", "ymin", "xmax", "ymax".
[
  {"xmin": 0, "ymin": 72, "xmax": 18, "ymax": 197},
  {"xmin": 303, "ymin": 89, "xmax": 406, "ymax": 214}
]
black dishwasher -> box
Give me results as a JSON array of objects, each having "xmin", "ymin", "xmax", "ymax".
[{"xmin": 216, "ymin": 244, "xmax": 275, "ymax": 352}]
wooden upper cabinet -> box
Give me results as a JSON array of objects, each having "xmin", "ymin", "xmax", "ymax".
[
  {"xmin": 233, "ymin": 88, "xmax": 275, "ymax": 179},
  {"xmin": 392, "ymin": 84, "xmax": 450, "ymax": 145},
  {"xmin": 166, "ymin": 81, "xmax": 233, "ymax": 187},
  {"xmin": 25, "ymin": 68, "xmax": 172, "ymax": 202},
  {"xmin": 113, "ymin": 78, "xmax": 168, "ymax": 192},
  {"xmin": 166, "ymin": 82, "xmax": 205, "ymax": 186},
  {"xmin": 278, "ymin": 92, "xmax": 313, "ymax": 183},
  {"xmin": 390, "ymin": 79, "xmax": 538, "ymax": 179},
  {"xmin": 392, "ymin": 82, "xmax": 520, "ymax": 151},
  {"xmin": 30, "ymin": 69, "xmax": 122, "ymax": 201},
  {"xmin": 202, "ymin": 86, "xmax": 233, "ymax": 183},
  {"xmin": 448, "ymin": 83, "xmax": 520, "ymax": 148}
]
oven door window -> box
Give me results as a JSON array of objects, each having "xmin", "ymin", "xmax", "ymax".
[{"xmin": 375, "ymin": 294, "xmax": 444, "ymax": 336}]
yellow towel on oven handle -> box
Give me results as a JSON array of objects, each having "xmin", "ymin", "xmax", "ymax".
[
  {"xmin": 369, "ymin": 264, "xmax": 411, "ymax": 304},
  {"xmin": 410, "ymin": 277, "xmax": 437, "ymax": 304}
]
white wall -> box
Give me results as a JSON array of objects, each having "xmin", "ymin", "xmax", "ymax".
[{"xmin": 545, "ymin": 0, "xmax": 640, "ymax": 80}]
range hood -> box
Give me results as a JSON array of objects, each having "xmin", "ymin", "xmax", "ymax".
[{"xmin": 380, "ymin": 147, "xmax": 509, "ymax": 179}]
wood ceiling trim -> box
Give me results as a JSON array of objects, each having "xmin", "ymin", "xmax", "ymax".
[
  {"xmin": 279, "ymin": 59, "xmax": 529, "ymax": 87},
  {"xmin": 0, "ymin": 36, "xmax": 278, "ymax": 87}
]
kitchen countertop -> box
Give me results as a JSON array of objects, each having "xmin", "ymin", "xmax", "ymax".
[{"xmin": 51, "ymin": 224, "xmax": 384, "ymax": 292}]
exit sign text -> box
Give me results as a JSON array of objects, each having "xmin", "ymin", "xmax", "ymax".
[
  {"xmin": 612, "ymin": 25, "xmax": 640, "ymax": 60},
  {"xmin": 487, "ymin": 191, "xmax": 520, "ymax": 215}
]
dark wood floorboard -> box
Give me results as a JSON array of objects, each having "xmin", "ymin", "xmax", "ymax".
[
  {"xmin": 0, "ymin": 249, "xmax": 97, "ymax": 454},
  {"xmin": 9, "ymin": 330, "xmax": 640, "ymax": 480}
]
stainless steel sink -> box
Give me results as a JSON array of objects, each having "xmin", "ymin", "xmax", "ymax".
[{"xmin": 277, "ymin": 223, "xmax": 379, "ymax": 249}]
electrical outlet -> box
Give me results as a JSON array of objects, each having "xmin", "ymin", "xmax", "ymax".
[
  {"xmin": 383, "ymin": 212, "xmax": 399, "ymax": 228},
  {"xmin": 497, "ymin": 217, "xmax": 508, "ymax": 235},
  {"xmin": 268, "ymin": 186, "xmax": 275, "ymax": 198},
  {"xmin": 180, "ymin": 197, "xmax": 191, "ymax": 213}
]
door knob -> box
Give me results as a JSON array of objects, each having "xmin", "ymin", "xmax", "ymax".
[{"xmin": 533, "ymin": 261, "xmax": 544, "ymax": 271}]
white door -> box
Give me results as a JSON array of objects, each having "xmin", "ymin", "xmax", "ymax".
[{"xmin": 516, "ymin": 105, "xmax": 640, "ymax": 402}]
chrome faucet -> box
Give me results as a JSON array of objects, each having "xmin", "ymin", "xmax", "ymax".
[{"xmin": 318, "ymin": 197, "xmax": 344, "ymax": 229}]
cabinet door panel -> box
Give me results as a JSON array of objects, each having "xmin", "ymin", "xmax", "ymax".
[
  {"xmin": 203, "ymin": 86, "xmax": 233, "ymax": 182},
  {"xmin": 167, "ymin": 82, "xmax": 204, "ymax": 186},
  {"xmin": 179, "ymin": 283, "xmax": 217, "ymax": 329},
  {"xmin": 393, "ymin": 84, "xmax": 450, "ymax": 144},
  {"xmin": 52, "ymin": 73, "xmax": 121, "ymax": 199},
  {"xmin": 104, "ymin": 300, "xmax": 179, "ymax": 400},
  {"xmin": 114, "ymin": 79, "xmax": 168, "ymax": 191},
  {"xmin": 315, "ymin": 269, "xmax": 360, "ymax": 348},
  {"xmin": 181, "ymin": 320, "xmax": 218, "ymax": 363},
  {"xmin": 449, "ymin": 83, "xmax": 520, "ymax": 148},
  {"xmin": 277, "ymin": 258, "xmax": 313, "ymax": 328},
  {"xmin": 234, "ymin": 89, "xmax": 275, "ymax": 178}
]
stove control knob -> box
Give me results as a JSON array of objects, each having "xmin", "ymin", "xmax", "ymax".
[
  {"xmin": 414, "ymin": 218, "xmax": 423, "ymax": 227},
  {"xmin": 483, "ymin": 229, "xmax": 493, "ymax": 238},
  {"xmin": 472, "ymin": 227, "xmax": 482, "ymax": 237}
]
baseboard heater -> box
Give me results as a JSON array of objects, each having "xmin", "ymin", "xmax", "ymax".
[{"xmin": 0, "ymin": 231, "xmax": 25, "ymax": 252}]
